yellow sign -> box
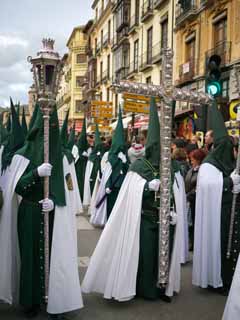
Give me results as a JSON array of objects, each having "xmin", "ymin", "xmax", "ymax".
[
  {"xmin": 123, "ymin": 93, "xmax": 160, "ymax": 114},
  {"xmin": 91, "ymin": 101, "xmax": 113, "ymax": 106},
  {"xmin": 90, "ymin": 101, "xmax": 113, "ymax": 119},
  {"xmin": 229, "ymin": 100, "xmax": 240, "ymax": 120}
]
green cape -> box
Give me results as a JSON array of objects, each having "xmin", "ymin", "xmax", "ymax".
[{"xmin": 21, "ymin": 107, "xmax": 28, "ymax": 138}]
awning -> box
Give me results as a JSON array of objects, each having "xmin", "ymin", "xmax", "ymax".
[
  {"xmin": 110, "ymin": 116, "xmax": 132, "ymax": 129},
  {"xmin": 128, "ymin": 115, "xmax": 149, "ymax": 129}
]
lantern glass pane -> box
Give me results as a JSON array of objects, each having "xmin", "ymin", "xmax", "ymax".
[
  {"xmin": 46, "ymin": 65, "xmax": 55, "ymax": 86},
  {"xmin": 37, "ymin": 65, "xmax": 42, "ymax": 85}
]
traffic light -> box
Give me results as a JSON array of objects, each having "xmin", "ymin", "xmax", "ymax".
[{"xmin": 206, "ymin": 54, "xmax": 222, "ymax": 97}]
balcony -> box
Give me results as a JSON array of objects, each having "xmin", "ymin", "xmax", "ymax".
[
  {"xmin": 111, "ymin": 30, "xmax": 129, "ymax": 51},
  {"xmin": 96, "ymin": 42, "xmax": 101, "ymax": 56},
  {"xmin": 140, "ymin": 51, "xmax": 153, "ymax": 72},
  {"xmin": 102, "ymin": 33, "xmax": 111, "ymax": 49},
  {"xmin": 178, "ymin": 59, "xmax": 197, "ymax": 85},
  {"xmin": 127, "ymin": 61, "xmax": 139, "ymax": 79},
  {"xmin": 129, "ymin": 14, "xmax": 139, "ymax": 34},
  {"xmin": 141, "ymin": 0, "xmax": 154, "ymax": 23},
  {"xmin": 154, "ymin": 0, "xmax": 167, "ymax": 10},
  {"xmin": 113, "ymin": 66, "xmax": 129, "ymax": 83},
  {"xmin": 205, "ymin": 41, "xmax": 231, "ymax": 69},
  {"xmin": 152, "ymin": 42, "xmax": 162, "ymax": 64},
  {"xmin": 101, "ymin": 70, "xmax": 110, "ymax": 83},
  {"xmin": 175, "ymin": 1, "xmax": 198, "ymax": 27}
]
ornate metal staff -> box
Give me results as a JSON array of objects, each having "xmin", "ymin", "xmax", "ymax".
[
  {"xmin": 227, "ymin": 64, "xmax": 240, "ymax": 259},
  {"xmin": 28, "ymin": 39, "xmax": 62, "ymax": 302}
]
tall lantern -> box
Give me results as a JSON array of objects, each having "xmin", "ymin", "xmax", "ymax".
[{"xmin": 28, "ymin": 39, "xmax": 62, "ymax": 303}]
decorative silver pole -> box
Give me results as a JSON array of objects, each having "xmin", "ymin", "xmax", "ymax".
[
  {"xmin": 158, "ymin": 48, "xmax": 174, "ymax": 287},
  {"xmin": 28, "ymin": 39, "xmax": 62, "ymax": 302},
  {"xmin": 227, "ymin": 64, "xmax": 240, "ymax": 259}
]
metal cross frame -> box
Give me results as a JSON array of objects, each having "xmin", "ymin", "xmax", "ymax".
[{"xmin": 112, "ymin": 48, "xmax": 213, "ymax": 287}]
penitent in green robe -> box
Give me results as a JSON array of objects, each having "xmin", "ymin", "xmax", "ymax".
[
  {"xmin": 131, "ymin": 158, "xmax": 176, "ymax": 299},
  {"xmin": 16, "ymin": 164, "xmax": 54, "ymax": 308}
]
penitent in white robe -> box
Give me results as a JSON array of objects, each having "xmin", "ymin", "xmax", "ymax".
[
  {"xmin": 222, "ymin": 254, "xmax": 240, "ymax": 320},
  {"xmin": 192, "ymin": 163, "xmax": 223, "ymax": 288},
  {"xmin": 82, "ymin": 171, "xmax": 183, "ymax": 301},
  {"xmin": 0, "ymin": 155, "xmax": 83, "ymax": 313}
]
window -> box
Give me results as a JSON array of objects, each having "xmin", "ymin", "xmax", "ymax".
[
  {"xmin": 108, "ymin": 20, "xmax": 111, "ymax": 41},
  {"xmin": 185, "ymin": 37, "xmax": 195, "ymax": 62},
  {"xmin": 75, "ymin": 100, "xmax": 83, "ymax": 113},
  {"xmin": 134, "ymin": 39, "xmax": 139, "ymax": 71},
  {"xmin": 161, "ymin": 18, "xmax": 168, "ymax": 49},
  {"xmin": 100, "ymin": 61, "xmax": 103, "ymax": 80},
  {"xmin": 107, "ymin": 88, "xmax": 110, "ymax": 101},
  {"xmin": 214, "ymin": 17, "xmax": 227, "ymax": 46},
  {"xmin": 76, "ymin": 54, "xmax": 86, "ymax": 64},
  {"xmin": 95, "ymin": 38, "xmax": 97, "ymax": 54},
  {"xmin": 135, "ymin": 0, "xmax": 140, "ymax": 23},
  {"xmin": 76, "ymin": 76, "xmax": 85, "ymax": 87},
  {"xmin": 147, "ymin": 27, "xmax": 153, "ymax": 64},
  {"xmin": 107, "ymin": 54, "xmax": 110, "ymax": 79},
  {"xmin": 96, "ymin": 8, "xmax": 98, "ymax": 20},
  {"xmin": 222, "ymin": 79, "xmax": 229, "ymax": 98},
  {"xmin": 101, "ymin": 30, "xmax": 103, "ymax": 47},
  {"xmin": 146, "ymin": 76, "xmax": 152, "ymax": 84}
]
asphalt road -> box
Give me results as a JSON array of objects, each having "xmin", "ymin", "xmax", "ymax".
[{"xmin": 0, "ymin": 215, "xmax": 227, "ymax": 320}]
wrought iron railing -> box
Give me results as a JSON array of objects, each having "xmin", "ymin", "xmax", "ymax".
[{"xmin": 205, "ymin": 41, "xmax": 231, "ymax": 68}]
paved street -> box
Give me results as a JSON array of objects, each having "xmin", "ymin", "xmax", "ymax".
[{"xmin": 0, "ymin": 215, "xmax": 227, "ymax": 320}]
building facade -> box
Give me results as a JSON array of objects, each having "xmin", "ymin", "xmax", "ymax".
[
  {"xmin": 57, "ymin": 26, "xmax": 88, "ymax": 132},
  {"xmin": 174, "ymin": 0, "xmax": 240, "ymax": 123}
]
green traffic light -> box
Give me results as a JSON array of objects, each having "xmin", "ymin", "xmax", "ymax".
[{"xmin": 207, "ymin": 81, "xmax": 221, "ymax": 96}]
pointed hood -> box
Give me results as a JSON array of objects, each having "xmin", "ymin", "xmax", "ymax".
[
  {"xmin": 1, "ymin": 99, "xmax": 25, "ymax": 171},
  {"xmin": 108, "ymin": 107, "xmax": 126, "ymax": 166},
  {"xmin": 67, "ymin": 122, "xmax": 75, "ymax": 151},
  {"xmin": 60, "ymin": 110, "xmax": 69, "ymax": 147},
  {"xmin": 28, "ymin": 104, "xmax": 40, "ymax": 132},
  {"xmin": 145, "ymin": 96, "xmax": 160, "ymax": 168},
  {"xmin": 16, "ymin": 106, "xmax": 66, "ymax": 206},
  {"xmin": 21, "ymin": 107, "xmax": 28, "ymax": 138},
  {"xmin": 204, "ymin": 101, "xmax": 234, "ymax": 176},
  {"xmin": 89, "ymin": 123, "xmax": 104, "ymax": 162},
  {"xmin": 60, "ymin": 110, "xmax": 74, "ymax": 163},
  {"xmin": 6, "ymin": 113, "xmax": 11, "ymax": 132},
  {"xmin": 10, "ymin": 97, "xmax": 25, "ymax": 151},
  {"xmin": 77, "ymin": 118, "xmax": 88, "ymax": 154}
]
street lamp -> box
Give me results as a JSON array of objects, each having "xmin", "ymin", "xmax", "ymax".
[{"xmin": 28, "ymin": 38, "xmax": 62, "ymax": 303}]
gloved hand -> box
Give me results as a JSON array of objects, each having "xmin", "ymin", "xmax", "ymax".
[
  {"xmin": 231, "ymin": 170, "xmax": 240, "ymax": 185},
  {"xmin": 39, "ymin": 198, "xmax": 54, "ymax": 212},
  {"xmin": 148, "ymin": 179, "xmax": 160, "ymax": 192},
  {"xmin": 37, "ymin": 163, "xmax": 52, "ymax": 177},
  {"xmin": 105, "ymin": 187, "xmax": 112, "ymax": 194},
  {"xmin": 82, "ymin": 151, "xmax": 88, "ymax": 157},
  {"xmin": 118, "ymin": 152, "xmax": 127, "ymax": 163},
  {"xmin": 233, "ymin": 183, "xmax": 240, "ymax": 194},
  {"xmin": 170, "ymin": 211, "xmax": 177, "ymax": 225}
]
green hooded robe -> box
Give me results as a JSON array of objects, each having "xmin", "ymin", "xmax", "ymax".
[
  {"xmin": 130, "ymin": 97, "xmax": 179, "ymax": 300},
  {"xmin": 15, "ymin": 107, "xmax": 65, "ymax": 308},
  {"xmin": 203, "ymin": 101, "xmax": 237, "ymax": 290}
]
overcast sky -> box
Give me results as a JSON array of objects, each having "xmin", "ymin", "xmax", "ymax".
[{"xmin": 0, "ymin": 0, "xmax": 92, "ymax": 107}]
